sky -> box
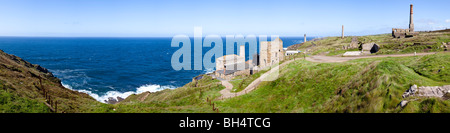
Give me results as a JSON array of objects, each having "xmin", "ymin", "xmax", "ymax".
[{"xmin": 0, "ymin": 0, "xmax": 449, "ymax": 37}]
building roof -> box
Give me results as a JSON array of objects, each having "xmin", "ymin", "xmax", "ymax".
[
  {"xmin": 216, "ymin": 54, "xmax": 244, "ymax": 61},
  {"xmin": 362, "ymin": 43, "xmax": 378, "ymax": 51}
]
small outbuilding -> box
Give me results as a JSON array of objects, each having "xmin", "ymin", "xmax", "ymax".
[
  {"xmin": 360, "ymin": 43, "xmax": 379, "ymax": 54},
  {"xmin": 285, "ymin": 50, "xmax": 301, "ymax": 56}
]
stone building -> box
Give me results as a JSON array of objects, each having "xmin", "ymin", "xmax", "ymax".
[
  {"xmin": 343, "ymin": 42, "xmax": 379, "ymax": 56},
  {"xmin": 392, "ymin": 4, "xmax": 418, "ymax": 38},
  {"xmin": 214, "ymin": 38, "xmax": 284, "ymax": 80},
  {"xmin": 259, "ymin": 37, "xmax": 284, "ymax": 69},
  {"xmin": 215, "ymin": 54, "xmax": 245, "ymax": 78},
  {"xmin": 360, "ymin": 43, "xmax": 379, "ymax": 54},
  {"xmin": 215, "ymin": 45, "xmax": 251, "ymax": 80}
]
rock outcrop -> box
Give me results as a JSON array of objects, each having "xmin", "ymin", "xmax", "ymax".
[
  {"xmin": 402, "ymin": 84, "xmax": 418, "ymax": 98},
  {"xmin": 398, "ymin": 100, "xmax": 409, "ymax": 108},
  {"xmin": 402, "ymin": 84, "xmax": 450, "ymax": 99},
  {"xmin": 104, "ymin": 96, "xmax": 125, "ymax": 104},
  {"xmin": 0, "ymin": 49, "xmax": 99, "ymax": 112}
]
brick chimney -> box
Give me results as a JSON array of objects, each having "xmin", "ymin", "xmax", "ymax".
[{"xmin": 409, "ymin": 4, "xmax": 414, "ymax": 32}]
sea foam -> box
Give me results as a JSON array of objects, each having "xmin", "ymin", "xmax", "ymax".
[{"xmin": 62, "ymin": 82, "xmax": 176, "ymax": 103}]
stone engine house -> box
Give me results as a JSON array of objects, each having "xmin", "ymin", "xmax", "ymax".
[
  {"xmin": 392, "ymin": 4, "xmax": 418, "ymax": 38},
  {"xmin": 259, "ymin": 37, "xmax": 284, "ymax": 69}
]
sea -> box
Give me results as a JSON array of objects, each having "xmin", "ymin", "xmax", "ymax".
[{"xmin": 0, "ymin": 36, "xmax": 313, "ymax": 103}]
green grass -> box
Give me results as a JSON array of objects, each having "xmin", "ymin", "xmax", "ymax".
[
  {"xmin": 292, "ymin": 31, "xmax": 450, "ymax": 56},
  {"xmin": 213, "ymin": 52, "xmax": 450, "ymax": 113},
  {"xmin": 114, "ymin": 75, "xmax": 225, "ymax": 113},
  {"xmin": 0, "ymin": 89, "xmax": 50, "ymax": 113},
  {"xmin": 108, "ymin": 52, "xmax": 450, "ymax": 113},
  {"xmin": 0, "ymin": 50, "xmax": 107, "ymax": 113},
  {"xmin": 405, "ymin": 53, "xmax": 450, "ymax": 82},
  {"xmin": 5, "ymin": 50, "xmax": 448, "ymax": 113},
  {"xmin": 230, "ymin": 70, "xmax": 268, "ymax": 92}
]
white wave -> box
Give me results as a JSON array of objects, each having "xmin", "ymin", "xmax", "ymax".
[
  {"xmin": 204, "ymin": 68, "xmax": 215, "ymax": 74},
  {"xmin": 62, "ymin": 82, "xmax": 73, "ymax": 89},
  {"xmin": 62, "ymin": 82, "xmax": 177, "ymax": 103}
]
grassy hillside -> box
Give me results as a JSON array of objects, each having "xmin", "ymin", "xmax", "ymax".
[
  {"xmin": 0, "ymin": 50, "xmax": 106, "ymax": 113},
  {"xmin": 114, "ymin": 52, "xmax": 449, "ymax": 113},
  {"xmin": 115, "ymin": 75, "xmax": 224, "ymax": 112},
  {"xmin": 289, "ymin": 29, "xmax": 450, "ymax": 56},
  {"xmin": 229, "ymin": 70, "xmax": 267, "ymax": 92},
  {"xmin": 1, "ymin": 30, "xmax": 449, "ymax": 113},
  {"xmin": 215, "ymin": 52, "xmax": 449, "ymax": 113}
]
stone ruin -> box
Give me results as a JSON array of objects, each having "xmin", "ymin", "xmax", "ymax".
[
  {"xmin": 392, "ymin": 4, "xmax": 419, "ymax": 38},
  {"xmin": 399, "ymin": 84, "xmax": 450, "ymax": 108},
  {"xmin": 392, "ymin": 28, "xmax": 418, "ymax": 38},
  {"xmin": 402, "ymin": 84, "xmax": 450, "ymax": 99}
]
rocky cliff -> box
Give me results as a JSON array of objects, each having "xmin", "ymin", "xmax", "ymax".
[{"xmin": 0, "ymin": 50, "xmax": 101, "ymax": 113}]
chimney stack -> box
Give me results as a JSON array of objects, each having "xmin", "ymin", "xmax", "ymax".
[
  {"xmin": 239, "ymin": 45, "xmax": 245, "ymax": 58},
  {"xmin": 409, "ymin": 4, "xmax": 414, "ymax": 32},
  {"xmin": 304, "ymin": 34, "xmax": 306, "ymax": 43}
]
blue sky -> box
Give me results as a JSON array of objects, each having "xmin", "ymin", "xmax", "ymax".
[{"xmin": 0, "ymin": 0, "xmax": 448, "ymax": 37}]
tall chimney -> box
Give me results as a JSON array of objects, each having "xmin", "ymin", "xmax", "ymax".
[
  {"xmin": 341, "ymin": 25, "xmax": 344, "ymax": 39},
  {"xmin": 239, "ymin": 45, "xmax": 245, "ymax": 58},
  {"xmin": 304, "ymin": 34, "xmax": 306, "ymax": 43},
  {"xmin": 409, "ymin": 4, "xmax": 414, "ymax": 32}
]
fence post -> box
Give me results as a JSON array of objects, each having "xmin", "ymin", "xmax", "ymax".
[{"xmin": 55, "ymin": 101, "xmax": 58, "ymax": 113}]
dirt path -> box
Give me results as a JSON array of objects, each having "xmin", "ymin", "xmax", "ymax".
[
  {"xmin": 219, "ymin": 80, "xmax": 234, "ymax": 99},
  {"xmin": 218, "ymin": 59, "xmax": 295, "ymax": 100},
  {"xmin": 217, "ymin": 52, "xmax": 438, "ymax": 100},
  {"xmin": 139, "ymin": 92, "xmax": 150, "ymax": 102}
]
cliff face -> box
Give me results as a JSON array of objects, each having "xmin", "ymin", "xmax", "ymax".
[{"xmin": 0, "ymin": 50, "xmax": 101, "ymax": 113}]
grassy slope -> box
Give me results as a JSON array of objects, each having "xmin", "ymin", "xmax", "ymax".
[
  {"xmin": 290, "ymin": 30, "xmax": 450, "ymax": 56},
  {"xmin": 0, "ymin": 50, "xmax": 106, "ymax": 113},
  {"xmin": 215, "ymin": 52, "xmax": 449, "ymax": 113},
  {"xmin": 114, "ymin": 52, "xmax": 449, "ymax": 113},
  {"xmin": 229, "ymin": 70, "xmax": 267, "ymax": 92},
  {"xmin": 2, "ymin": 30, "xmax": 449, "ymax": 113},
  {"xmin": 115, "ymin": 75, "xmax": 224, "ymax": 113}
]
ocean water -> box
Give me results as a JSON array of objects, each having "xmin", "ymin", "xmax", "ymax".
[{"xmin": 0, "ymin": 36, "xmax": 312, "ymax": 102}]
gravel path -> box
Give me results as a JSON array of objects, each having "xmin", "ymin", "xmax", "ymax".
[{"xmin": 218, "ymin": 59, "xmax": 295, "ymax": 100}]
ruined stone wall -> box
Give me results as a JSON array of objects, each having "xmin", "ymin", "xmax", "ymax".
[
  {"xmin": 215, "ymin": 69, "xmax": 250, "ymax": 80},
  {"xmin": 259, "ymin": 38, "xmax": 283, "ymax": 69},
  {"xmin": 259, "ymin": 41, "xmax": 268, "ymax": 68}
]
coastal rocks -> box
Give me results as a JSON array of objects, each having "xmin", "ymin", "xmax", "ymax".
[
  {"xmin": 402, "ymin": 84, "xmax": 417, "ymax": 98},
  {"xmin": 104, "ymin": 96, "xmax": 125, "ymax": 104},
  {"xmin": 399, "ymin": 84, "xmax": 450, "ymax": 108},
  {"xmin": 402, "ymin": 84, "xmax": 450, "ymax": 99},
  {"xmin": 398, "ymin": 100, "xmax": 409, "ymax": 108}
]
